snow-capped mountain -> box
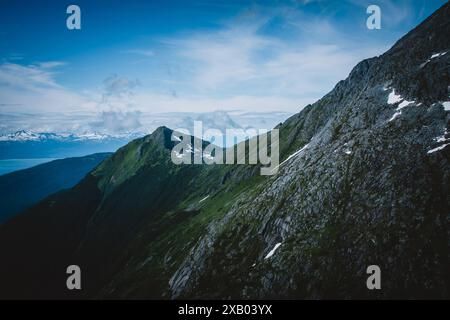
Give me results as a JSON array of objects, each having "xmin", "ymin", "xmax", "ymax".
[
  {"xmin": 0, "ymin": 130, "xmax": 62, "ymax": 142},
  {"xmin": 0, "ymin": 130, "xmax": 145, "ymax": 142},
  {"xmin": 0, "ymin": 130, "xmax": 146, "ymax": 160}
]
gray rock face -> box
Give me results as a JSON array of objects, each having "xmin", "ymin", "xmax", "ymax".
[
  {"xmin": 168, "ymin": 3, "xmax": 450, "ymax": 299},
  {"xmin": 1, "ymin": 3, "xmax": 449, "ymax": 301}
]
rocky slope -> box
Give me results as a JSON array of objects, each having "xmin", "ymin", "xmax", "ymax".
[
  {"xmin": 167, "ymin": 3, "xmax": 450, "ymax": 299},
  {"xmin": 0, "ymin": 3, "xmax": 449, "ymax": 299}
]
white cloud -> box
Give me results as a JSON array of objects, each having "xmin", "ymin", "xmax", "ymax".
[
  {"xmin": 0, "ymin": 62, "xmax": 62, "ymax": 90},
  {"xmin": 124, "ymin": 49, "xmax": 155, "ymax": 57},
  {"xmin": 0, "ymin": 62, "xmax": 98, "ymax": 117},
  {"xmin": 100, "ymin": 74, "xmax": 141, "ymax": 113},
  {"xmin": 134, "ymin": 92, "xmax": 307, "ymax": 114},
  {"xmin": 157, "ymin": 5, "xmax": 386, "ymax": 99},
  {"xmin": 89, "ymin": 110, "xmax": 142, "ymax": 134},
  {"xmin": 37, "ymin": 61, "xmax": 67, "ymax": 69},
  {"xmin": 0, "ymin": 4, "xmax": 391, "ymax": 135}
]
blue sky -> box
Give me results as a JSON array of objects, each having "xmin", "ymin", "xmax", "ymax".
[{"xmin": 0, "ymin": 0, "xmax": 447, "ymax": 134}]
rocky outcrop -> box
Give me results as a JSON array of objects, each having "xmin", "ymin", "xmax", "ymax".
[{"xmin": 168, "ymin": 3, "xmax": 450, "ymax": 299}]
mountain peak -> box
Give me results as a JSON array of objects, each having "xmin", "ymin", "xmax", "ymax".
[
  {"xmin": 329, "ymin": 2, "xmax": 450, "ymax": 107},
  {"xmin": 387, "ymin": 2, "xmax": 450, "ymax": 58},
  {"xmin": 146, "ymin": 126, "xmax": 174, "ymax": 148}
]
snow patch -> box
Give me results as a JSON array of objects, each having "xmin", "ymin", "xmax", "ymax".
[
  {"xmin": 420, "ymin": 52, "xmax": 447, "ymax": 68},
  {"xmin": 387, "ymin": 89, "xmax": 415, "ymax": 109},
  {"xmin": 443, "ymin": 101, "xmax": 450, "ymax": 111},
  {"xmin": 430, "ymin": 52, "xmax": 447, "ymax": 59},
  {"xmin": 386, "ymin": 88, "xmax": 417, "ymax": 122},
  {"xmin": 388, "ymin": 111, "xmax": 402, "ymax": 122},
  {"xmin": 398, "ymin": 99, "xmax": 415, "ymax": 109},
  {"xmin": 427, "ymin": 143, "xmax": 450, "ymax": 154},
  {"xmin": 270, "ymin": 143, "xmax": 309, "ymax": 174},
  {"xmin": 387, "ymin": 90, "xmax": 403, "ymax": 104},
  {"xmin": 280, "ymin": 144, "xmax": 309, "ymax": 166},
  {"xmin": 435, "ymin": 128, "xmax": 449, "ymax": 143},
  {"xmin": 264, "ymin": 243, "xmax": 282, "ymax": 259},
  {"xmin": 429, "ymin": 129, "xmax": 450, "ymax": 154},
  {"xmin": 199, "ymin": 195, "xmax": 210, "ymax": 203}
]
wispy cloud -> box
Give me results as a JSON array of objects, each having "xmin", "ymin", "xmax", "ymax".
[
  {"xmin": 0, "ymin": 62, "xmax": 95, "ymax": 114},
  {"xmin": 124, "ymin": 49, "xmax": 155, "ymax": 57},
  {"xmin": 158, "ymin": 5, "xmax": 385, "ymax": 99},
  {"xmin": 37, "ymin": 61, "xmax": 67, "ymax": 69},
  {"xmin": 0, "ymin": 0, "xmax": 424, "ymax": 135},
  {"xmin": 0, "ymin": 62, "xmax": 62, "ymax": 90},
  {"xmin": 89, "ymin": 110, "xmax": 142, "ymax": 134},
  {"xmin": 103, "ymin": 75, "xmax": 140, "ymax": 96}
]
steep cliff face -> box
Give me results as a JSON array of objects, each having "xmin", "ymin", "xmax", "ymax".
[
  {"xmin": 168, "ymin": 3, "xmax": 450, "ymax": 299},
  {"xmin": 0, "ymin": 3, "xmax": 449, "ymax": 300}
]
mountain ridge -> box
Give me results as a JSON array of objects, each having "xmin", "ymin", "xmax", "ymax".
[
  {"xmin": 0, "ymin": 2, "xmax": 449, "ymax": 299},
  {"xmin": 0, "ymin": 129, "xmax": 145, "ymax": 142},
  {"xmin": 0, "ymin": 153, "xmax": 112, "ymax": 224}
]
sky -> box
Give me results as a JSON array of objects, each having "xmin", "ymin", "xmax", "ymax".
[{"xmin": 0, "ymin": 0, "xmax": 447, "ymax": 135}]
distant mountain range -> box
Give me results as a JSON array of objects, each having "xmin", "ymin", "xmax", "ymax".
[
  {"xmin": 0, "ymin": 130, "xmax": 142, "ymax": 159},
  {"xmin": 0, "ymin": 130, "xmax": 144, "ymax": 142},
  {"xmin": 0, "ymin": 110, "xmax": 291, "ymax": 158},
  {"xmin": 0, "ymin": 153, "xmax": 111, "ymax": 224}
]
